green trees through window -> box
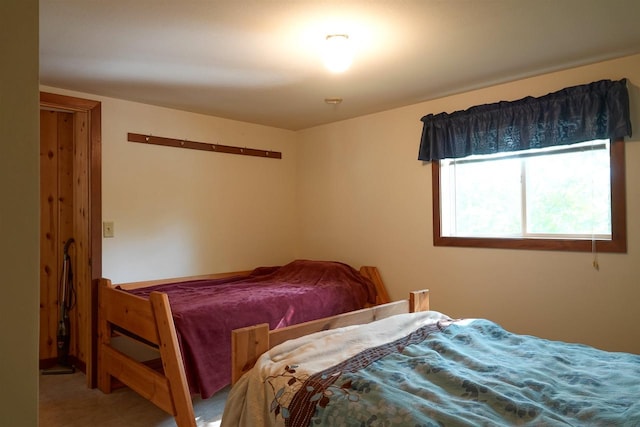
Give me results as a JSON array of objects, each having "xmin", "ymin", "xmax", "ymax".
[{"xmin": 433, "ymin": 139, "xmax": 626, "ymax": 253}]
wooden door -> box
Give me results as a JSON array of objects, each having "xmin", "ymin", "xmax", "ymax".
[
  {"xmin": 40, "ymin": 110, "xmax": 75, "ymax": 362},
  {"xmin": 40, "ymin": 92, "xmax": 101, "ymax": 388},
  {"xmin": 39, "ymin": 108, "xmax": 92, "ymax": 375}
]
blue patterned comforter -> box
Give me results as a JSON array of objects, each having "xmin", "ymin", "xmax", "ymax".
[{"xmin": 221, "ymin": 313, "xmax": 640, "ymax": 427}]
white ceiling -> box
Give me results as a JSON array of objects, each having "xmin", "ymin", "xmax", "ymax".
[{"xmin": 40, "ymin": 0, "xmax": 640, "ymax": 131}]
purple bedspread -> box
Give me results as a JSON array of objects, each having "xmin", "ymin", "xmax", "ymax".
[{"xmin": 125, "ymin": 260, "xmax": 376, "ymax": 398}]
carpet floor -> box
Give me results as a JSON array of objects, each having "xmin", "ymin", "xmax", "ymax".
[{"xmin": 39, "ymin": 371, "xmax": 229, "ymax": 427}]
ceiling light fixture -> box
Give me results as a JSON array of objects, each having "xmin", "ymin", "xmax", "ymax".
[{"xmin": 323, "ymin": 34, "xmax": 352, "ymax": 73}]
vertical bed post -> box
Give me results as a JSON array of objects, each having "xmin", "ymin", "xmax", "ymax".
[
  {"xmin": 231, "ymin": 323, "xmax": 270, "ymax": 385},
  {"xmin": 359, "ymin": 266, "xmax": 391, "ymax": 304},
  {"xmin": 149, "ymin": 292, "xmax": 196, "ymax": 427},
  {"xmin": 97, "ymin": 279, "xmax": 113, "ymax": 393},
  {"xmin": 409, "ymin": 290, "xmax": 430, "ymax": 312}
]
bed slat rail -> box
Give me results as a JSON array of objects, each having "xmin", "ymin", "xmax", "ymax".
[
  {"xmin": 99, "ymin": 282, "xmax": 160, "ymax": 345},
  {"xmin": 116, "ymin": 270, "xmax": 252, "ymax": 290},
  {"xmin": 101, "ymin": 344, "xmax": 175, "ymax": 413},
  {"xmin": 231, "ymin": 290, "xmax": 429, "ymax": 384},
  {"xmin": 270, "ymin": 299, "xmax": 409, "ymax": 348}
]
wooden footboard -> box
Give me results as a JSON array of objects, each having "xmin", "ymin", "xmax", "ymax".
[
  {"xmin": 97, "ymin": 265, "xmax": 391, "ymax": 427},
  {"xmin": 231, "ymin": 289, "xmax": 430, "ymax": 384},
  {"xmin": 98, "ymin": 280, "xmax": 196, "ymax": 427}
]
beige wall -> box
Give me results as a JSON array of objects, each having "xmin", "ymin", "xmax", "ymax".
[
  {"xmin": 40, "ymin": 87, "xmax": 299, "ymax": 283},
  {"xmin": 1, "ymin": 0, "xmax": 39, "ymax": 425},
  {"xmin": 42, "ymin": 55, "xmax": 640, "ymax": 355},
  {"xmin": 297, "ymin": 53, "xmax": 640, "ymax": 354}
]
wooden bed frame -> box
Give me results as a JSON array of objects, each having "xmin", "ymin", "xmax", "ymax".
[
  {"xmin": 231, "ymin": 289, "xmax": 430, "ymax": 385},
  {"xmin": 97, "ymin": 265, "xmax": 392, "ymax": 427}
]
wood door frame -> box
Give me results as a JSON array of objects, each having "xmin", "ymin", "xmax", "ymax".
[{"xmin": 40, "ymin": 92, "xmax": 101, "ymax": 388}]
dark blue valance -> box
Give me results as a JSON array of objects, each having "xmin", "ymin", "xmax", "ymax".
[{"xmin": 418, "ymin": 78, "xmax": 632, "ymax": 161}]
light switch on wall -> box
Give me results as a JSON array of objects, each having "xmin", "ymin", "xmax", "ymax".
[{"xmin": 103, "ymin": 221, "xmax": 114, "ymax": 238}]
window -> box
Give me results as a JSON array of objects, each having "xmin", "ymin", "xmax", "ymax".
[
  {"xmin": 420, "ymin": 79, "xmax": 631, "ymax": 253},
  {"xmin": 432, "ymin": 139, "xmax": 626, "ymax": 252}
]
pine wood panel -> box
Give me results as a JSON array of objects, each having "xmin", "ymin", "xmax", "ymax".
[
  {"xmin": 39, "ymin": 109, "xmax": 90, "ymax": 367},
  {"xmin": 73, "ymin": 111, "xmax": 90, "ymax": 367},
  {"xmin": 39, "ymin": 110, "xmax": 75, "ymax": 361},
  {"xmin": 40, "ymin": 92, "xmax": 102, "ymax": 387},
  {"xmin": 58, "ymin": 112, "xmax": 76, "ymax": 358},
  {"xmin": 39, "ymin": 110, "xmax": 59, "ymax": 360}
]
